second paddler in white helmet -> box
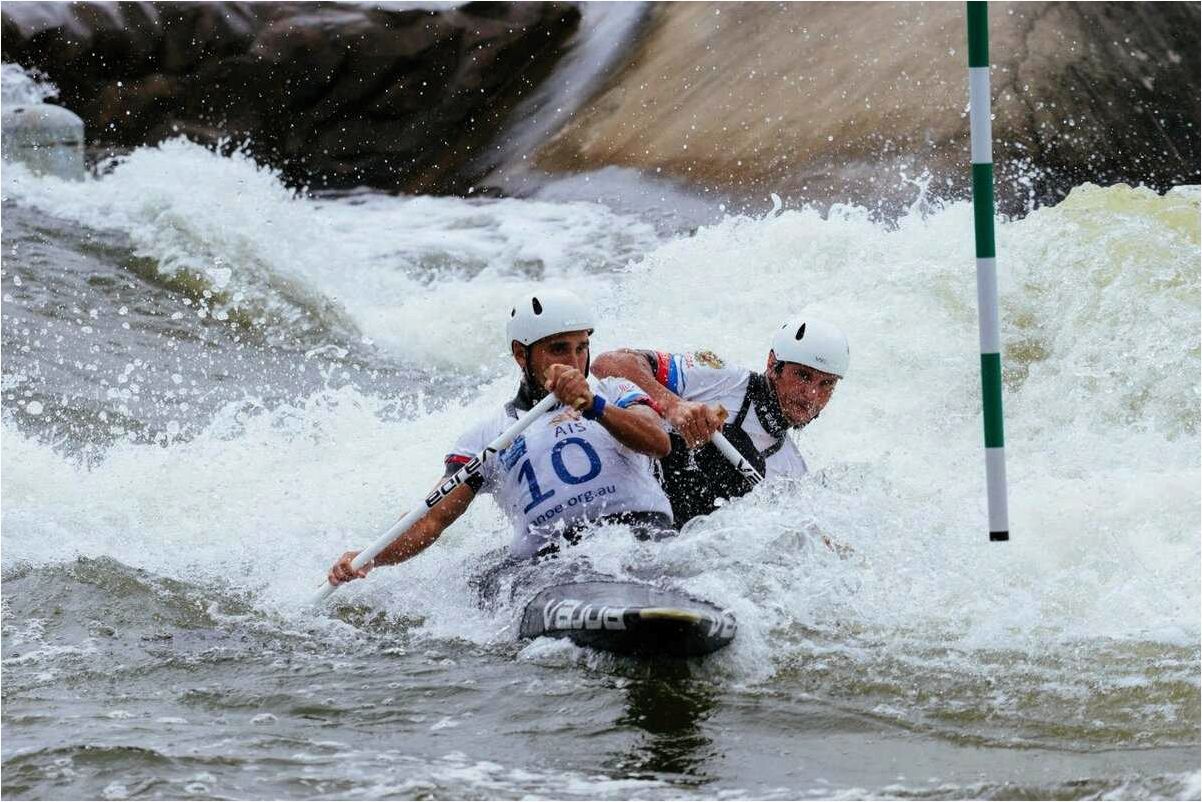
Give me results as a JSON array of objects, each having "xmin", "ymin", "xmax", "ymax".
[
  {"xmin": 592, "ymin": 316, "xmax": 848, "ymax": 527},
  {"xmin": 327, "ymin": 288, "xmax": 676, "ymax": 587}
]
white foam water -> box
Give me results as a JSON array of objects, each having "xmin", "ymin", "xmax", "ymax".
[
  {"xmin": 1, "ymin": 61, "xmax": 59, "ymax": 105},
  {"xmin": 2, "ymin": 139, "xmax": 660, "ymax": 366},
  {"xmin": 3, "ymin": 130, "xmax": 1197, "ymax": 694}
]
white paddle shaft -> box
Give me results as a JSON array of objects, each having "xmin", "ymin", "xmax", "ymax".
[{"xmin": 710, "ymin": 431, "xmax": 764, "ymax": 486}]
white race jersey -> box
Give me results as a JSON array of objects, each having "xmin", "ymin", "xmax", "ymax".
[
  {"xmin": 445, "ymin": 377, "xmax": 673, "ymax": 559},
  {"xmin": 648, "ymin": 350, "xmax": 809, "ymax": 479}
]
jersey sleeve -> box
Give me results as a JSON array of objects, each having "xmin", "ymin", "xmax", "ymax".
[
  {"xmin": 647, "ymin": 350, "xmax": 745, "ymax": 403},
  {"xmin": 647, "ymin": 351, "xmax": 687, "ymax": 395},
  {"xmin": 595, "ymin": 376, "xmax": 655, "ymax": 410},
  {"xmin": 443, "ymin": 417, "xmax": 500, "ymax": 492}
]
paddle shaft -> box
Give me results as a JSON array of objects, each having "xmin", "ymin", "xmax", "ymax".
[
  {"xmin": 710, "ymin": 431, "xmax": 764, "ymax": 486},
  {"xmin": 312, "ymin": 392, "xmax": 559, "ymax": 604}
]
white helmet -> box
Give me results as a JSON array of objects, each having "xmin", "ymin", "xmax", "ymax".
[
  {"xmin": 506, "ymin": 289, "xmax": 595, "ymax": 346},
  {"xmin": 771, "ymin": 316, "xmax": 849, "ymax": 377}
]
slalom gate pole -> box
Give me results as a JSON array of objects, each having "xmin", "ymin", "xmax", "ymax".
[{"xmin": 966, "ymin": 1, "xmax": 1010, "ymax": 542}]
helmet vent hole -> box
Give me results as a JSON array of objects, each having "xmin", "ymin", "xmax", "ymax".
[
  {"xmin": 510, "ymin": 308, "xmax": 516, "ymax": 317},
  {"xmin": 794, "ymin": 323, "xmax": 806, "ymax": 341},
  {"xmin": 531, "ymin": 297, "xmax": 543, "ymax": 315}
]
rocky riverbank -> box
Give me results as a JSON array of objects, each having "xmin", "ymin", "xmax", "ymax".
[
  {"xmin": 1, "ymin": 1, "xmax": 579, "ymax": 193},
  {"xmin": 3, "ymin": 2, "xmax": 1198, "ymax": 210}
]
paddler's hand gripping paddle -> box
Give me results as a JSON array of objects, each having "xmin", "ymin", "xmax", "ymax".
[{"xmin": 312, "ymin": 392, "xmax": 560, "ymax": 605}]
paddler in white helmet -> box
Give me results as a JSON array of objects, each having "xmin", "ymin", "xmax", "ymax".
[
  {"xmin": 328, "ymin": 289, "xmax": 675, "ymax": 586},
  {"xmin": 592, "ymin": 316, "xmax": 848, "ymax": 527}
]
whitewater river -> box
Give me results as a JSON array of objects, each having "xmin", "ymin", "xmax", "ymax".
[{"xmin": 2, "ymin": 131, "xmax": 1199, "ymax": 799}]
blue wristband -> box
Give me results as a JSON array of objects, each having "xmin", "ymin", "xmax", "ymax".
[{"xmin": 581, "ymin": 394, "xmax": 606, "ymax": 421}]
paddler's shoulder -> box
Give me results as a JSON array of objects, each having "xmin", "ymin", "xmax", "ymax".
[
  {"xmin": 687, "ymin": 349, "xmax": 728, "ymax": 369},
  {"xmin": 651, "ymin": 348, "xmax": 729, "ymax": 370},
  {"xmin": 671, "ymin": 349, "xmax": 746, "ymax": 379},
  {"xmin": 668, "ymin": 350, "xmax": 750, "ymax": 400}
]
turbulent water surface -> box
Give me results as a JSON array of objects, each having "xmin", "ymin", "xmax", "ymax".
[{"xmin": 2, "ymin": 116, "xmax": 1200, "ymax": 799}]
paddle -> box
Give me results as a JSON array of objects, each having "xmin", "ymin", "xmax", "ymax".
[
  {"xmin": 710, "ymin": 431, "xmax": 764, "ymax": 486},
  {"xmin": 311, "ymin": 392, "xmax": 560, "ymax": 605},
  {"xmin": 697, "ymin": 403, "xmax": 764, "ymax": 485}
]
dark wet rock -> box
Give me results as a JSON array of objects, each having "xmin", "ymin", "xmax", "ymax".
[
  {"xmin": 1, "ymin": 1, "xmax": 580, "ymax": 192},
  {"xmin": 7, "ymin": 2, "xmax": 1194, "ymax": 210}
]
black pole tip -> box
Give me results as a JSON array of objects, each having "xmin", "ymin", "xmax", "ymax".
[{"xmin": 990, "ymin": 531, "xmax": 1009, "ymax": 542}]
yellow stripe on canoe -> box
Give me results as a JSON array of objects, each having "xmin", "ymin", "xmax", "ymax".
[{"xmin": 636, "ymin": 607, "xmax": 705, "ymax": 623}]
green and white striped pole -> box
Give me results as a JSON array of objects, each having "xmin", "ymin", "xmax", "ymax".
[{"xmin": 967, "ymin": 1, "xmax": 1009, "ymax": 542}]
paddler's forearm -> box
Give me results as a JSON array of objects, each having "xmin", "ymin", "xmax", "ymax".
[
  {"xmin": 373, "ymin": 482, "xmax": 475, "ymax": 567},
  {"xmin": 597, "ymin": 403, "xmax": 671, "ymax": 458},
  {"xmin": 592, "ymin": 349, "xmax": 684, "ymax": 416}
]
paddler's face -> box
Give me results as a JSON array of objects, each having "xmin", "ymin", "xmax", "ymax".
[
  {"xmin": 513, "ymin": 330, "xmax": 591, "ymax": 386},
  {"xmin": 768, "ymin": 353, "xmax": 840, "ymax": 427}
]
